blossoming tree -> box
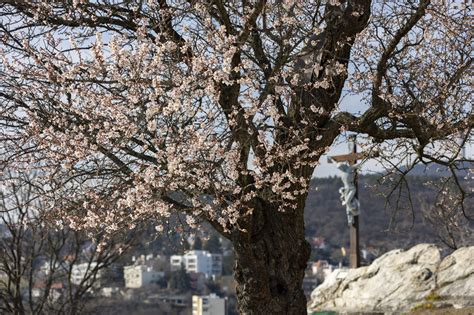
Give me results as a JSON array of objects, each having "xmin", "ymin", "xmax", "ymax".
[{"xmin": 0, "ymin": 1, "xmax": 472, "ymax": 313}]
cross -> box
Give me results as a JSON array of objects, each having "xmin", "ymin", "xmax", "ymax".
[{"xmin": 328, "ymin": 135, "xmax": 379, "ymax": 268}]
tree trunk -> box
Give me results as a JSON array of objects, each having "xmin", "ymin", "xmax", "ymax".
[{"xmin": 233, "ymin": 199, "xmax": 311, "ymax": 314}]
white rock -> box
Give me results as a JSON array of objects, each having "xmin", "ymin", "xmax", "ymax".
[{"xmin": 308, "ymin": 244, "xmax": 474, "ymax": 314}]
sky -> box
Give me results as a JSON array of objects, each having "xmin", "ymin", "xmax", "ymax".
[{"xmin": 313, "ymin": 94, "xmax": 474, "ymax": 178}]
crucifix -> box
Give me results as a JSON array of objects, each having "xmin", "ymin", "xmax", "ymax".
[{"xmin": 328, "ymin": 135, "xmax": 378, "ymax": 268}]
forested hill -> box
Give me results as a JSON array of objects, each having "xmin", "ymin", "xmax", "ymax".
[{"xmin": 304, "ymin": 174, "xmax": 472, "ymax": 253}]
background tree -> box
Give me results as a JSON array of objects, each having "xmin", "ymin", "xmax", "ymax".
[
  {"xmin": 0, "ymin": 1, "xmax": 472, "ymax": 314},
  {"xmin": 0, "ymin": 173, "xmax": 131, "ymax": 315},
  {"xmin": 168, "ymin": 265, "xmax": 191, "ymax": 293},
  {"xmin": 192, "ymin": 236, "xmax": 203, "ymax": 250},
  {"xmin": 420, "ymin": 176, "xmax": 474, "ymax": 250},
  {"xmin": 204, "ymin": 234, "xmax": 222, "ymax": 254}
]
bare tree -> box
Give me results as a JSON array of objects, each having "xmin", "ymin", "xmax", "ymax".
[
  {"xmin": 0, "ymin": 173, "xmax": 130, "ymax": 315},
  {"xmin": 420, "ymin": 175, "xmax": 474, "ymax": 250},
  {"xmin": 0, "ymin": 1, "xmax": 472, "ymax": 313}
]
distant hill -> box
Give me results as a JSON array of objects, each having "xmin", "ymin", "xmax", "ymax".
[
  {"xmin": 304, "ymin": 174, "xmax": 473, "ymax": 254},
  {"xmin": 400, "ymin": 161, "xmax": 473, "ymax": 177}
]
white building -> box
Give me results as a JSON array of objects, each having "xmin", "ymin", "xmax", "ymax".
[
  {"xmin": 124, "ymin": 265, "xmax": 164, "ymax": 288},
  {"xmin": 192, "ymin": 294, "xmax": 226, "ymax": 315},
  {"xmin": 101, "ymin": 286, "xmax": 120, "ymax": 297},
  {"xmin": 311, "ymin": 260, "xmax": 334, "ymax": 280},
  {"xmin": 39, "ymin": 261, "xmax": 66, "ymax": 276},
  {"xmin": 71, "ymin": 262, "xmax": 100, "ymax": 286},
  {"xmin": 170, "ymin": 250, "xmax": 222, "ymax": 278}
]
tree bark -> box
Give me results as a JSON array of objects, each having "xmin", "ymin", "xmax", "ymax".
[{"xmin": 232, "ymin": 199, "xmax": 311, "ymax": 314}]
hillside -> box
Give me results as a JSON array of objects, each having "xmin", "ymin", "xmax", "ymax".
[{"xmin": 304, "ymin": 174, "xmax": 473, "ymax": 253}]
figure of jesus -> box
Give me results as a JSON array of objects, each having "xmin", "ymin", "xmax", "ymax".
[{"xmin": 329, "ymin": 158, "xmax": 361, "ymax": 225}]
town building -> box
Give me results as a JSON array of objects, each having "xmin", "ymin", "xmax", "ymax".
[
  {"xmin": 170, "ymin": 250, "xmax": 222, "ymax": 278},
  {"xmin": 124, "ymin": 264, "xmax": 164, "ymax": 288},
  {"xmin": 37, "ymin": 255, "xmax": 74, "ymax": 277},
  {"xmin": 192, "ymin": 294, "xmax": 227, "ymax": 315},
  {"xmin": 310, "ymin": 260, "xmax": 335, "ymax": 281},
  {"xmin": 361, "ymin": 246, "xmax": 379, "ymax": 264},
  {"xmin": 31, "ymin": 281, "xmax": 63, "ymax": 302},
  {"xmin": 150, "ymin": 294, "xmax": 191, "ymax": 315},
  {"xmin": 310, "ymin": 236, "xmax": 328, "ymax": 250},
  {"xmin": 71, "ymin": 262, "xmax": 101, "ymax": 286},
  {"xmin": 131, "ymin": 253, "xmax": 170, "ymax": 272}
]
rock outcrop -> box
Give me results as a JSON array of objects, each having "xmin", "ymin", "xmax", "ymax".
[{"xmin": 308, "ymin": 244, "xmax": 474, "ymax": 314}]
